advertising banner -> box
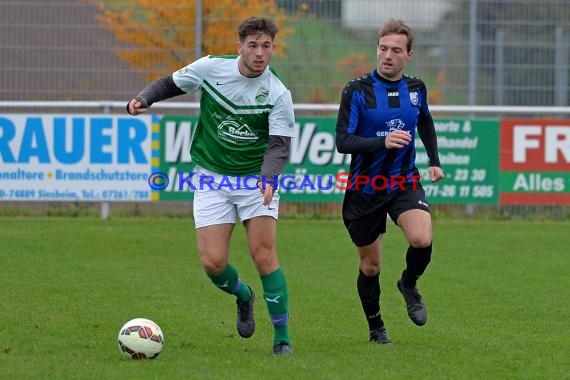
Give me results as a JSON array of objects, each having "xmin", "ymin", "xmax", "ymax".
[
  {"xmin": 0, "ymin": 114, "xmax": 153, "ymax": 201},
  {"xmin": 279, "ymin": 117, "xmax": 350, "ymax": 202},
  {"xmin": 2, "ymin": 114, "xmax": 568, "ymax": 205},
  {"xmin": 499, "ymin": 119, "xmax": 570, "ymax": 204},
  {"xmin": 153, "ymin": 116, "xmax": 350, "ymax": 202},
  {"xmin": 153, "ymin": 116, "xmax": 500, "ymax": 204},
  {"xmin": 416, "ymin": 118, "xmax": 499, "ymax": 204},
  {"xmin": 151, "ymin": 115, "xmax": 196, "ymax": 201}
]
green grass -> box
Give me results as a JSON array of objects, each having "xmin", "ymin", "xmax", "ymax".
[{"xmin": 1, "ymin": 218, "xmax": 569, "ymax": 379}]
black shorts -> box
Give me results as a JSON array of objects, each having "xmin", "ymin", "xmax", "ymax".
[{"xmin": 342, "ymin": 186, "xmax": 430, "ymax": 247}]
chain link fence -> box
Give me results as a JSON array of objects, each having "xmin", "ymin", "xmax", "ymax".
[
  {"xmin": 1, "ymin": 0, "xmax": 569, "ymax": 220},
  {"xmin": 1, "ymin": 0, "xmax": 569, "ymax": 106}
]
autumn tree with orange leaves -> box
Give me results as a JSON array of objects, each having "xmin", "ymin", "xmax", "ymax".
[{"xmin": 81, "ymin": 0, "xmax": 293, "ymax": 81}]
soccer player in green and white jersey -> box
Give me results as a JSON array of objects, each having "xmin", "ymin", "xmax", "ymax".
[{"xmin": 127, "ymin": 17, "xmax": 295, "ymax": 357}]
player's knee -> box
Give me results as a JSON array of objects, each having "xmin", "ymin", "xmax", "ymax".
[
  {"xmin": 252, "ymin": 251, "xmax": 279, "ymax": 274},
  {"xmin": 200, "ymin": 256, "xmax": 227, "ymax": 274},
  {"xmin": 409, "ymin": 235, "xmax": 432, "ymax": 248},
  {"xmin": 359, "ymin": 256, "xmax": 380, "ymax": 275},
  {"xmin": 360, "ymin": 264, "xmax": 380, "ymax": 276}
]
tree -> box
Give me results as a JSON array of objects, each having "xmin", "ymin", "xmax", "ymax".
[{"xmin": 81, "ymin": 0, "xmax": 293, "ymax": 81}]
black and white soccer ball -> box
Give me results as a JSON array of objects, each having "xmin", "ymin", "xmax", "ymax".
[{"xmin": 117, "ymin": 318, "xmax": 164, "ymax": 359}]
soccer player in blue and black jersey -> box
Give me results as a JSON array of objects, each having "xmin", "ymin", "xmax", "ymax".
[{"xmin": 335, "ymin": 19, "xmax": 445, "ymax": 345}]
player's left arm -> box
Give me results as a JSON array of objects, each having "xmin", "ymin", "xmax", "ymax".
[
  {"xmin": 416, "ymin": 85, "xmax": 444, "ymax": 183},
  {"xmin": 258, "ymin": 90, "xmax": 295, "ymax": 205},
  {"xmin": 258, "ymin": 135, "xmax": 291, "ymax": 205}
]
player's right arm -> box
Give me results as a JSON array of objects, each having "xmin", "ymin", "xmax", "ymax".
[
  {"xmin": 335, "ymin": 80, "xmax": 387, "ymax": 154},
  {"xmin": 127, "ymin": 56, "xmax": 211, "ymax": 115},
  {"xmin": 126, "ymin": 75, "xmax": 185, "ymax": 115}
]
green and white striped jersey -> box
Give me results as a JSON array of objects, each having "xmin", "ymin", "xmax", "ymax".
[{"xmin": 172, "ymin": 55, "xmax": 295, "ymax": 176}]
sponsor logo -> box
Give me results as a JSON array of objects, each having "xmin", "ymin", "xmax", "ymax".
[
  {"xmin": 265, "ymin": 296, "xmax": 281, "ymax": 303},
  {"xmin": 367, "ymin": 311, "xmax": 380, "ymax": 319},
  {"xmin": 217, "ymin": 120, "xmax": 258, "ymax": 144},
  {"xmin": 217, "ymin": 281, "xmax": 230, "ymax": 288},
  {"xmin": 387, "ymin": 118, "xmax": 406, "ymax": 133},
  {"xmin": 375, "ymin": 119, "xmax": 407, "ymax": 137}
]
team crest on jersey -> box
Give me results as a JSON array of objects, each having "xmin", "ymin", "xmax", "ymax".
[
  {"xmin": 217, "ymin": 120, "xmax": 258, "ymax": 144},
  {"xmin": 409, "ymin": 91, "xmax": 418, "ymax": 106},
  {"xmin": 255, "ymin": 87, "xmax": 269, "ymax": 104}
]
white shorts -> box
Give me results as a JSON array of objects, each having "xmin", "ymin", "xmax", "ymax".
[{"xmin": 192, "ymin": 166, "xmax": 280, "ymax": 228}]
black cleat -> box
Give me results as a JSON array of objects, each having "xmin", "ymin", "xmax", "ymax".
[
  {"xmin": 369, "ymin": 327, "xmax": 392, "ymax": 345},
  {"xmin": 272, "ymin": 342, "xmax": 293, "ymax": 357},
  {"xmin": 236, "ymin": 286, "xmax": 255, "ymax": 338},
  {"xmin": 397, "ymin": 278, "xmax": 427, "ymax": 326}
]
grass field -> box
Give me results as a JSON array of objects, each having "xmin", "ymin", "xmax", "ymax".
[{"xmin": 1, "ymin": 217, "xmax": 569, "ymax": 379}]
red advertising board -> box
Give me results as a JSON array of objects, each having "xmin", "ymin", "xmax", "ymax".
[{"xmin": 500, "ymin": 119, "xmax": 570, "ymax": 204}]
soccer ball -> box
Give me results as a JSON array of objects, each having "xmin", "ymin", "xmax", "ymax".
[{"xmin": 117, "ymin": 318, "xmax": 164, "ymax": 359}]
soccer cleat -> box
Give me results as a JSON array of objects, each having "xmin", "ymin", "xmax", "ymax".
[
  {"xmin": 236, "ymin": 286, "xmax": 255, "ymax": 338},
  {"xmin": 272, "ymin": 342, "xmax": 293, "ymax": 357},
  {"xmin": 369, "ymin": 327, "xmax": 392, "ymax": 345},
  {"xmin": 397, "ymin": 278, "xmax": 427, "ymax": 326}
]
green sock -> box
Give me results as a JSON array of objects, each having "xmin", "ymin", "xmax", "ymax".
[
  {"xmin": 207, "ymin": 265, "xmax": 251, "ymax": 303},
  {"xmin": 261, "ymin": 268, "xmax": 290, "ymax": 345}
]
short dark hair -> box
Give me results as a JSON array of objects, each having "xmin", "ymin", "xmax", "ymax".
[
  {"xmin": 378, "ymin": 19, "xmax": 414, "ymax": 52},
  {"xmin": 238, "ymin": 17, "xmax": 279, "ymax": 42}
]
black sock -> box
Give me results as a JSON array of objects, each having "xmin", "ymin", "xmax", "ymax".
[
  {"xmin": 402, "ymin": 244, "xmax": 432, "ymax": 289},
  {"xmin": 357, "ymin": 270, "xmax": 384, "ymax": 330}
]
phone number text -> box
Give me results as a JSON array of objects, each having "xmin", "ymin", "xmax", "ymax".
[{"xmin": 0, "ymin": 189, "xmax": 150, "ymax": 200}]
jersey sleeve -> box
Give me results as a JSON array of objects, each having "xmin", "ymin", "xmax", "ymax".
[
  {"xmin": 268, "ymin": 90, "xmax": 296, "ymax": 137},
  {"xmin": 335, "ymin": 80, "xmax": 386, "ymax": 153},
  {"xmin": 416, "ymin": 82, "xmax": 441, "ymax": 167},
  {"xmin": 172, "ymin": 56, "xmax": 211, "ymax": 94},
  {"xmin": 336, "ymin": 81, "xmax": 362, "ymax": 134}
]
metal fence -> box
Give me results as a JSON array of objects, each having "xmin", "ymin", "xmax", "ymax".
[
  {"xmin": 1, "ymin": 0, "xmax": 569, "ymax": 106},
  {"xmin": 1, "ymin": 0, "xmax": 569, "ymax": 220}
]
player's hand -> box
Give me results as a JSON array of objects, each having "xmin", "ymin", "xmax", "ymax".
[
  {"xmin": 428, "ymin": 166, "xmax": 445, "ymax": 182},
  {"xmin": 127, "ymin": 99, "xmax": 148, "ymax": 115},
  {"xmin": 385, "ymin": 130, "xmax": 412, "ymax": 149},
  {"xmin": 258, "ymin": 181, "xmax": 274, "ymax": 206}
]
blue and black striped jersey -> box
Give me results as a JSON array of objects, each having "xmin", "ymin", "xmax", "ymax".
[{"xmin": 336, "ymin": 70, "xmax": 440, "ymax": 194}]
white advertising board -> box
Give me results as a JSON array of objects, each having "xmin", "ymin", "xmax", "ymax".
[{"xmin": 0, "ymin": 114, "xmax": 153, "ymax": 201}]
